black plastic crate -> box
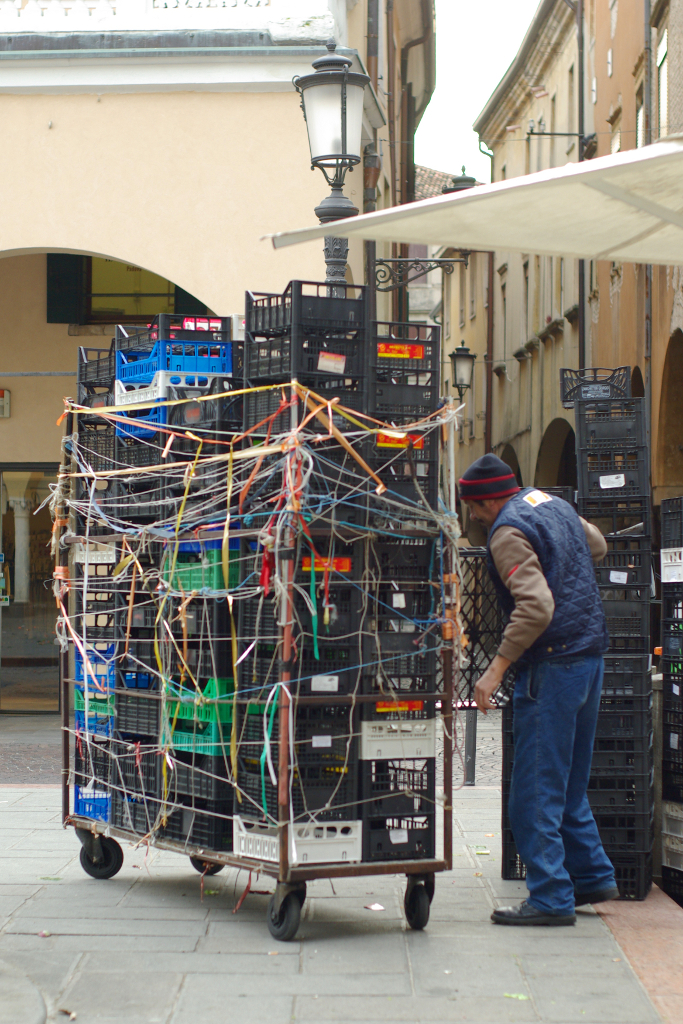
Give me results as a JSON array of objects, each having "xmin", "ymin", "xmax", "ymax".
[
  {"xmin": 245, "ymin": 328, "xmax": 367, "ymax": 382},
  {"xmin": 662, "ymin": 624, "xmax": 683, "ymax": 660},
  {"xmin": 595, "ymin": 810, "xmax": 654, "ymax": 853},
  {"xmin": 362, "ymin": 812, "xmax": 435, "ymax": 862},
  {"xmin": 542, "ymin": 486, "xmax": 576, "ymax": 506},
  {"xmin": 161, "ymin": 797, "xmax": 233, "ymax": 850},
  {"xmin": 366, "ymin": 431, "xmax": 439, "ymax": 509},
  {"xmin": 74, "ymin": 738, "xmax": 111, "ymax": 789},
  {"xmin": 662, "ymin": 497, "xmax": 683, "ymax": 549},
  {"xmin": 587, "ymin": 772, "xmax": 654, "ymax": 813},
  {"xmin": 595, "ymin": 537, "xmax": 652, "ymax": 589},
  {"xmin": 246, "ymin": 280, "xmax": 368, "ymax": 336},
  {"xmin": 592, "ymin": 734, "xmax": 653, "ymax": 773},
  {"xmin": 111, "ymin": 789, "xmax": 160, "ymax": 834},
  {"xmin": 661, "ymin": 865, "xmax": 683, "ymax": 907},
  {"xmin": 575, "ymin": 397, "xmax": 645, "ymax": 447},
  {"xmin": 664, "ymin": 705, "xmax": 683, "ymax": 767},
  {"xmin": 361, "ymin": 696, "xmax": 437, "ymax": 722},
  {"xmin": 578, "ymin": 446, "xmax": 649, "ymax": 502},
  {"xmin": 115, "ymin": 690, "xmax": 161, "ymax": 737},
  {"xmin": 369, "ymin": 536, "xmax": 438, "ymax": 582},
  {"xmin": 663, "ymin": 761, "xmax": 683, "ymax": 802},
  {"xmin": 238, "ymin": 758, "xmax": 358, "ymax": 823},
  {"xmin": 166, "ymin": 380, "xmax": 242, "ymax": 435},
  {"xmin": 368, "ymin": 380, "xmax": 439, "ymax": 421},
  {"xmin": 167, "ymin": 753, "xmax": 233, "ymax": 801},
  {"xmin": 243, "ymin": 380, "xmax": 367, "ymax": 435},
  {"xmin": 602, "ymin": 596, "xmax": 650, "ymax": 637},
  {"xmin": 560, "ymin": 366, "xmax": 631, "ymax": 408},
  {"xmin": 370, "ymin": 322, "xmax": 440, "ymax": 375},
  {"xmin": 238, "ymin": 704, "xmax": 358, "ymax": 768},
  {"xmin": 116, "ymin": 315, "xmax": 230, "ymax": 351},
  {"xmin": 75, "ymin": 426, "xmax": 117, "ymax": 474},
  {"xmin": 360, "ymin": 758, "xmax": 435, "ymax": 817},
  {"xmin": 361, "ymin": 670, "xmax": 440, "ymax": 699},
  {"xmin": 577, "ymin": 499, "xmax": 650, "ymax": 536},
  {"xmin": 109, "ymin": 742, "xmax": 160, "ymax": 798},
  {"xmin": 115, "ymin": 436, "xmax": 167, "ymax": 469},
  {"xmin": 595, "ymin": 694, "xmax": 652, "ymax": 739},
  {"xmin": 502, "ymin": 826, "xmax": 526, "ymax": 881},
  {"xmin": 663, "ymin": 666, "xmax": 683, "ymax": 706},
  {"xmin": 610, "ymin": 852, "xmax": 652, "ymax": 900},
  {"xmin": 78, "ymin": 345, "xmax": 115, "ymax": 386},
  {"xmin": 362, "ymin": 632, "xmax": 439, "ymax": 676}
]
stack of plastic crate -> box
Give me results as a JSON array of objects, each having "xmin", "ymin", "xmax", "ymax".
[
  {"xmin": 575, "ymin": 394, "xmax": 653, "ymax": 899},
  {"xmin": 235, "ymin": 296, "xmax": 442, "ymax": 864},
  {"xmin": 659, "ymin": 496, "xmax": 683, "ymax": 905}
]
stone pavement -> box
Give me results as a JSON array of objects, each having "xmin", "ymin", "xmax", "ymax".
[
  {"xmin": 0, "ymin": 781, "xmax": 667, "ymax": 1024},
  {"xmin": 0, "ymin": 715, "xmax": 61, "ymax": 785}
]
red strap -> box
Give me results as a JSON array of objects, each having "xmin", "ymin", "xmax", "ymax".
[{"xmin": 507, "ymin": 564, "xmax": 519, "ymax": 578}]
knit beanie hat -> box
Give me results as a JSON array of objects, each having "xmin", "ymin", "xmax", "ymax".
[{"xmin": 458, "ymin": 454, "xmax": 520, "ymax": 502}]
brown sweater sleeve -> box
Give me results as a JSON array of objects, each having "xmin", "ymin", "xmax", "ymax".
[
  {"xmin": 488, "ymin": 526, "xmax": 555, "ymax": 663},
  {"xmin": 580, "ymin": 517, "xmax": 608, "ymax": 563}
]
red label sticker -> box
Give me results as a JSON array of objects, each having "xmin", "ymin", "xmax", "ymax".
[
  {"xmin": 302, "ymin": 556, "xmax": 352, "ymax": 573},
  {"xmin": 376, "ymin": 432, "xmax": 425, "ymax": 450},
  {"xmin": 375, "ymin": 701, "xmax": 424, "ymax": 713},
  {"xmin": 377, "ymin": 342, "xmax": 425, "ymax": 360}
]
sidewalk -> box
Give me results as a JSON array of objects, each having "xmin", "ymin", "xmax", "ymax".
[{"xmin": 0, "ymin": 776, "xmax": 673, "ymax": 1024}]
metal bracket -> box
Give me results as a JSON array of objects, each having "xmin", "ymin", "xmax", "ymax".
[
  {"xmin": 406, "ymin": 872, "xmax": 435, "ymax": 903},
  {"xmin": 272, "ymin": 880, "xmax": 306, "ymax": 915},
  {"xmin": 75, "ymin": 826, "xmax": 104, "ymax": 864},
  {"xmin": 374, "ymin": 255, "xmax": 469, "ymax": 292}
]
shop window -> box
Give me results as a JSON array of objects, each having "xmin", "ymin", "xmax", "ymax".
[{"xmin": 47, "ymin": 255, "xmax": 207, "ymax": 324}]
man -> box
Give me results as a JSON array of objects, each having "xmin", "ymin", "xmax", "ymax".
[{"xmin": 459, "ymin": 453, "xmax": 619, "ymax": 926}]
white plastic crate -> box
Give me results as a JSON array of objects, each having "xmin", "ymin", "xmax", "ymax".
[
  {"xmin": 661, "ymin": 548, "xmax": 683, "ymax": 583},
  {"xmin": 663, "ymin": 842, "xmax": 683, "ymax": 871},
  {"xmin": 72, "ymin": 543, "xmax": 117, "ymax": 564},
  {"xmin": 114, "ymin": 372, "xmax": 220, "ymax": 407},
  {"xmin": 233, "ymin": 816, "xmax": 362, "ymax": 865},
  {"xmin": 360, "ymin": 718, "xmax": 438, "ymax": 760}
]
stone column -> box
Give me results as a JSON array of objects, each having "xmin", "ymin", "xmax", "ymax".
[{"xmin": 9, "ymin": 498, "xmax": 31, "ymax": 604}]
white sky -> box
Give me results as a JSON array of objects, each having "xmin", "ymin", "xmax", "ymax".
[{"xmin": 415, "ymin": 0, "xmax": 543, "ymax": 183}]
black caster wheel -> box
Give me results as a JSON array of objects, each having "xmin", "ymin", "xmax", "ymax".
[
  {"xmin": 190, "ymin": 857, "xmax": 224, "ymax": 876},
  {"xmin": 79, "ymin": 837, "xmax": 124, "ymax": 880},
  {"xmin": 267, "ymin": 892, "xmax": 301, "ymax": 941},
  {"xmin": 404, "ymin": 883, "xmax": 430, "ymax": 930},
  {"xmin": 293, "ymin": 883, "xmax": 307, "ymax": 907}
]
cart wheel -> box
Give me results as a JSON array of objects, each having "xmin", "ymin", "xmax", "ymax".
[
  {"xmin": 404, "ymin": 883, "xmax": 430, "ymax": 930},
  {"xmin": 293, "ymin": 883, "xmax": 307, "ymax": 906},
  {"xmin": 79, "ymin": 837, "xmax": 124, "ymax": 880},
  {"xmin": 190, "ymin": 857, "xmax": 224, "ymax": 876},
  {"xmin": 267, "ymin": 892, "xmax": 301, "ymax": 941}
]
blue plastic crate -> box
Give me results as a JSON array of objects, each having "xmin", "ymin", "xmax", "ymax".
[
  {"xmin": 75, "ymin": 709, "xmax": 114, "ymax": 738},
  {"xmin": 114, "ymin": 402, "xmax": 168, "ymax": 440},
  {"xmin": 74, "ymin": 646, "xmax": 117, "ymax": 691},
  {"xmin": 116, "ymin": 342, "xmax": 232, "ymax": 384},
  {"xmin": 121, "ymin": 671, "xmax": 155, "ymax": 689},
  {"xmin": 74, "ymin": 785, "xmax": 111, "ymax": 822}
]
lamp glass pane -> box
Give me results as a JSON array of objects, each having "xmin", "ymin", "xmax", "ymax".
[
  {"xmin": 344, "ymin": 82, "xmax": 366, "ymax": 159},
  {"xmin": 302, "ymin": 83, "xmax": 343, "ymax": 161},
  {"xmin": 453, "ymin": 351, "xmax": 474, "ymax": 389}
]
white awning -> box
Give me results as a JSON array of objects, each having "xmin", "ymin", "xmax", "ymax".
[{"xmin": 269, "ymin": 138, "xmax": 683, "ymax": 265}]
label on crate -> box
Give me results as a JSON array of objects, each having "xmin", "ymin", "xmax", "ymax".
[
  {"xmin": 311, "ymin": 674, "xmax": 339, "ymax": 692},
  {"xmin": 581, "ymin": 384, "xmax": 611, "ymax": 399},
  {"xmin": 661, "ymin": 548, "xmax": 683, "ymax": 583},
  {"xmin": 610, "ymin": 571, "xmax": 629, "ymax": 584},
  {"xmin": 599, "ymin": 473, "xmax": 626, "ymax": 489},
  {"xmin": 392, "ymin": 593, "xmax": 407, "ymax": 609},
  {"xmin": 302, "ymin": 556, "xmax": 352, "ymax": 574},
  {"xmin": 673, "ymin": 683, "xmax": 680, "ymax": 697},
  {"xmin": 377, "ymin": 342, "xmax": 425, "ymax": 360},
  {"xmin": 389, "ymin": 828, "xmax": 409, "ymax": 844},
  {"xmin": 671, "ymin": 733, "xmax": 680, "ymax": 750},
  {"xmin": 375, "ymin": 701, "xmax": 424, "ymax": 713},
  {"xmin": 523, "ymin": 490, "xmax": 553, "ymax": 508},
  {"xmin": 311, "ymin": 735, "xmax": 332, "ymax": 749},
  {"xmin": 376, "ymin": 432, "xmax": 425, "ymax": 450},
  {"xmin": 317, "ymin": 351, "xmax": 346, "ymax": 374}
]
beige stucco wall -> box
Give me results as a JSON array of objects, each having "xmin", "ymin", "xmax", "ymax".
[{"xmin": 0, "ymin": 89, "xmax": 365, "ymax": 312}]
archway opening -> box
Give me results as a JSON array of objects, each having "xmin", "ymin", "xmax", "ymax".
[
  {"xmin": 534, "ymin": 418, "xmax": 577, "ymax": 488},
  {"xmin": 658, "ymin": 329, "xmax": 683, "ymax": 490},
  {"xmin": 631, "ymin": 366, "xmax": 645, "ymax": 398},
  {"xmin": 501, "ymin": 444, "xmax": 523, "ymax": 487}
]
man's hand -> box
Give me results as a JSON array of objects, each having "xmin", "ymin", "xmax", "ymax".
[{"xmin": 474, "ymin": 654, "xmax": 512, "ymax": 714}]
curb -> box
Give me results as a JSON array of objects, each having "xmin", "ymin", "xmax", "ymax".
[{"xmin": 0, "ymin": 958, "xmax": 46, "ymax": 1024}]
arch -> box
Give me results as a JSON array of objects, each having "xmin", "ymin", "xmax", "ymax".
[
  {"xmin": 658, "ymin": 330, "xmax": 683, "ymax": 489},
  {"xmin": 501, "ymin": 444, "xmax": 523, "ymax": 487},
  {"xmin": 534, "ymin": 418, "xmax": 577, "ymax": 488},
  {"xmin": 631, "ymin": 366, "xmax": 645, "ymax": 398}
]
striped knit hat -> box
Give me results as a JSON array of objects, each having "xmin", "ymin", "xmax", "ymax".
[{"xmin": 458, "ymin": 454, "xmax": 520, "ymax": 502}]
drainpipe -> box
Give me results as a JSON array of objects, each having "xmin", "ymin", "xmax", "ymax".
[
  {"xmin": 577, "ymin": 0, "xmax": 586, "ymax": 370},
  {"xmin": 367, "ymin": 0, "xmax": 379, "ymax": 90},
  {"xmin": 486, "ymin": 252, "xmax": 494, "ymax": 453},
  {"xmin": 644, "ymin": 0, "xmax": 652, "ymax": 458}
]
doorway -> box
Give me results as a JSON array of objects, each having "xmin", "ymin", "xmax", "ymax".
[{"xmin": 0, "ymin": 470, "xmax": 59, "ymax": 713}]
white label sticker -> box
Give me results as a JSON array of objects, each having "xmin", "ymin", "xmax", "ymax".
[
  {"xmin": 673, "ymin": 683, "xmax": 680, "ymax": 696},
  {"xmin": 599, "ymin": 473, "xmax": 626, "ymax": 489},
  {"xmin": 312, "ymin": 735, "xmax": 332, "ymax": 748},
  {"xmin": 392, "ymin": 593, "xmax": 407, "ymax": 609},
  {"xmin": 523, "ymin": 489, "xmax": 553, "ymax": 507},
  {"xmin": 610, "ymin": 571, "xmax": 629, "ymax": 584},
  {"xmin": 389, "ymin": 828, "xmax": 409, "ymax": 845},
  {"xmin": 671, "ymin": 733, "xmax": 680, "ymax": 751},
  {"xmin": 311, "ymin": 674, "xmax": 339, "ymax": 693},
  {"xmin": 317, "ymin": 352, "xmax": 346, "ymax": 374}
]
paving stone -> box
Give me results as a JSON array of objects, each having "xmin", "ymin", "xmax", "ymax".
[
  {"xmin": 60, "ymin": 969, "xmax": 183, "ymax": 1022},
  {"xmin": 293, "ymin": 993, "xmax": 539, "ymax": 1021},
  {"xmin": 6, "ymin": 917, "xmax": 208, "ymax": 936},
  {"xmin": 171, "ymin": 989, "xmax": 295, "ymax": 1024}
]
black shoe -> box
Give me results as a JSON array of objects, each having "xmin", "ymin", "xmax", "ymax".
[
  {"xmin": 574, "ymin": 886, "xmax": 620, "ymax": 907},
  {"xmin": 491, "ymin": 900, "xmax": 576, "ymax": 926}
]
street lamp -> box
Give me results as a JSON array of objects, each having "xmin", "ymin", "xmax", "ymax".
[
  {"xmin": 293, "ymin": 40, "xmax": 370, "ymax": 284},
  {"xmin": 450, "ymin": 341, "xmax": 476, "ymax": 402}
]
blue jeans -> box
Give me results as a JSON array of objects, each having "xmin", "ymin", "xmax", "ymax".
[{"xmin": 508, "ymin": 654, "xmax": 617, "ymax": 915}]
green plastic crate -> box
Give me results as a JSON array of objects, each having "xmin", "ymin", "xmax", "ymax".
[
  {"xmin": 163, "ymin": 548, "xmax": 240, "ymax": 592},
  {"xmin": 165, "ymin": 716, "xmax": 232, "ymax": 756},
  {"xmin": 74, "ymin": 688, "xmax": 116, "ymax": 716},
  {"xmin": 166, "ymin": 677, "xmax": 235, "ymax": 724}
]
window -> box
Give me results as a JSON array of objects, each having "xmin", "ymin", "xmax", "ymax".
[
  {"xmin": 46, "ymin": 255, "xmax": 206, "ymax": 324},
  {"xmin": 444, "ymin": 271, "xmax": 451, "ymax": 340},
  {"xmin": 658, "ymin": 29, "xmax": 668, "ymax": 139},
  {"xmin": 459, "ymin": 263, "xmax": 466, "ymax": 327},
  {"xmin": 523, "ymin": 261, "xmax": 529, "ymax": 337},
  {"xmin": 501, "ymin": 281, "xmax": 507, "ymax": 358},
  {"xmin": 469, "ymin": 256, "xmax": 477, "ymax": 319},
  {"xmin": 636, "ymin": 87, "xmax": 644, "ymax": 148},
  {"xmin": 550, "ymin": 94, "xmax": 556, "ymax": 167},
  {"xmin": 568, "ymin": 65, "xmax": 575, "ymax": 135},
  {"xmin": 607, "ymin": 48, "xmax": 613, "ymax": 78},
  {"xmin": 611, "ymin": 118, "xmax": 622, "ymax": 154}
]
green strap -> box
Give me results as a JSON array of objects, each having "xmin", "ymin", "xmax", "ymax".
[
  {"xmin": 259, "ymin": 698, "xmax": 279, "ymax": 818},
  {"xmin": 309, "ymin": 545, "xmax": 320, "ymax": 660}
]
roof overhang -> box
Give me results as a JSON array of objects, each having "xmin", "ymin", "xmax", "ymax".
[{"xmin": 269, "ymin": 138, "xmax": 683, "ymax": 266}]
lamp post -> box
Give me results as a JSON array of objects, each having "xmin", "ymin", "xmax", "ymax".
[
  {"xmin": 450, "ymin": 341, "xmax": 476, "ymax": 403},
  {"xmin": 293, "ymin": 40, "xmax": 370, "ymax": 287}
]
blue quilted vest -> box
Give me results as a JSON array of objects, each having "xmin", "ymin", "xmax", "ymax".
[{"xmin": 486, "ymin": 488, "xmax": 608, "ymax": 665}]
